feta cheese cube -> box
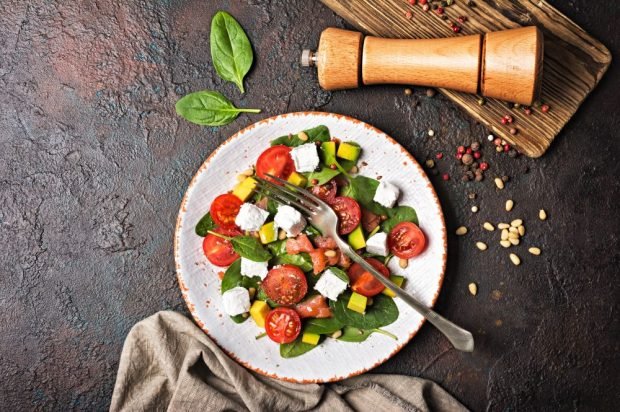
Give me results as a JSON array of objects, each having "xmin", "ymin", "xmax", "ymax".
[
  {"xmin": 290, "ymin": 143, "xmax": 319, "ymax": 173},
  {"xmin": 373, "ymin": 181, "xmax": 400, "ymax": 208},
  {"xmin": 235, "ymin": 203, "xmax": 269, "ymax": 231},
  {"xmin": 274, "ymin": 205, "xmax": 306, "ymax": 237},
  {"xmin": 366, "ymin": 232, "xmax": 389, "ymax": 256},
  {"xmin": 222, "ymin": 286, "xmax": 250, "ymax": 316},
  {"xmin": 314, "ymin": 268, "xmax": 348, "ymax": 301},
  {"xmin": 241, "ymin": 257, "xmax": 269, "ymax": 280}
]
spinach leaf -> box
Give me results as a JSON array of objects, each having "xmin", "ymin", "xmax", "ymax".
[
  {"xmin": 341, "ymin": 175, "xmax": 387, "ymax": 216},
  {"xmin": 175, "ymin": 90, "xmax": 260, "ymax": 126},
  {"xmin": 270, "ymin": 125, "xmax": 330, "ymax": 147},
  {"xmin": 381, "ymin": 206, "xmax": 419, "ymax": 233},
  {"xmin": 280, "ymin": 337, "xmax": 319, "ymax": 358},
  {"xmin": 231, "ymin": 236, "xmax": 272, "ymax": 262},
  {"xmin": 210, "ymin": 11, "xmax": 253, "ymax": 93},
  {"xmin": 195, "ymin": 212, "xmax": 215, "ymax": 237},
  {"xmin": 272, "ymin": 253, "xmax": 313, "ymax": 273},
  {"xmin": 256, "ymin": 288, "xmax": 280, "ymax": 308},
  {"xmin": 304, "ymin": 166, "xmax": 340, "ymax": 186},
  {"xmin": 266, "ymin": 239, "xmax": 287, "ymax": 256},
  {"xmin": 304, "ymin": 317, "xmax": 344, "ymax": 335},
  {"xmin": 230, "ymin": 314, "xmax": 249, "ymax": 324},
  {"xmin": 330, "ymin": 292, "xmax": 399, "ymax": 329},
  {"xmin": 327, "ymin": 267, "xmax": 349, "ymax": 284},
  {"xmin": 304, "ymin": 225, "xmax": 322, "ymax": 237},
  {"xmin": 338, "ymin": 326, "xmax": 398, "ymax": 342},
  {"xmin": 221, "ymin": 259, "xmax": 243, "ymax": 293}
]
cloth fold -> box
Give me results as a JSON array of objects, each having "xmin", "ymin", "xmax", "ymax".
[{"xmin": 110, "ymin": 311, "xmax": 467, "ymax": 412}]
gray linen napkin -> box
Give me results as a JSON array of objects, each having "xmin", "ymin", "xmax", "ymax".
[{"xmin": 110, "ymin": 311, "xmax": 467, "ymax": 412}]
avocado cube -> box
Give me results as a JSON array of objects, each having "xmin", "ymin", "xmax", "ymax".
[
  {"xmin": 301, "ymin": 332, "xmax": 321, "ymax": 345},
  {"xmin": 287, "ymin": 171, "xmax": 307, "ymax": 187},
  {"xmin": 382, "ymin": 275, "xmax": 406, "ymax": 298},
  {"xmin": 320, "ymin": 141, "xmax": 338, "ymax": 167},
  {"xmin": 337, "ymin": 142, "xmax": 361, "ymax": 162},
  {"xmin": 347, "ymin": 292, "xmax": 368, "ymax": 314},
  {"xmin": 232, "ymin": 176, "xmax": 257, "ymax": 201},
  {"xmin": 347, "ymin": 225, "xmax": 366, "ymax": 250},
  {"xmin": 258, "ymin": 221, "xmax": 278, "ymax": 244},
  {"xmin": 249, "ymin": 300, "xmax": 270, "ymax": 328}
]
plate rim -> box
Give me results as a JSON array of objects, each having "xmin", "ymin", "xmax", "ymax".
[{"xmin": 174, "ymin": 111, "xmax": 447, "ymax": 383}]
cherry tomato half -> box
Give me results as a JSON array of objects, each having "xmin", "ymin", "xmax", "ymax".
[
  {"xmin": 202, "ymin": 226, "xmax": 242, "ymax": 267},
  {"xmin": 388, "ymin": 221, "xmax": 427, "ymax": 259},
  {"xmin": 262, "ymin": 264, "xmax": 308, "ymax": 305},
  {"xmin": 310, "ymin": 180, "xmax": 337, "ymax": 204},
  {"xmin": 331, "ymin": 196, "xmax": 361, "ymax": 235},
  {"xmin": 265, "ymin": 308, "xmax": 301, "ymax": 344},
  {"xmin": 347, "ymin": 257, "xmax": 390, "ymax": 297},
  {"xmin": 210, "ymin": 194, "xmax": 242, "ymax": 228},
  {"xmin": 256, "ymin": 145, "xmax": 295, "ymax": 183}
]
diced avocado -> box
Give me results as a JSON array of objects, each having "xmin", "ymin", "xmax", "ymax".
[
  {"xmin": 347, "ymin": 292, "xmax": 368, "ymax": 314},
  {"xmin": 382, "ymin": 275, "xmax": 406, "ymax": 298},
  {"xmin": 369, "ymin": 225, "xmax": 381, "ymax": 238},
  {"xmin": 301, "ymin": 332, "xmax": 321, "ymax": 345},
  {"xmin": 249, "ymin": 300, "xmax": 270, "ymax": 328},
  {"xmin": 337, "ymin": 141, "xmax": 361, "ymax": 162},
  {"xmin": 320, "ymin": 141, "xmax": 338, "ymax": 167},
  {"xmin": 348, "ymin": 225, "xmax": 366, "ymax": 250},
  {"xmin": 258, "ymin": 221, "xmax": 278, "ymax": 244},
  {"xmin": 287, "ymin": 171, "xmax": 307, "ymax": 187},
  {"xmin": 232, "ymin": 176, "xmax": 257, "ymax": 201}
]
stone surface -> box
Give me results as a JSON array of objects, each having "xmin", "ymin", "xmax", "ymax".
[{"xmin": 0, "ymin": 0, "xmax": 618, "ymax": 410}]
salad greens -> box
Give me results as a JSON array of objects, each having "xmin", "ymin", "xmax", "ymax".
[
  {"xmin": 338, "ymin": 326, "xmax": 398, "ymax": 343},
  {"xmin": 270, "ymin": 125, "xmax": 330, "ymax": 147},
  {"xmin": 230, "ymin": 236, "xmax": 272, "ymax": 262},
  {"xmin": 341, "ymin": 175, "xmax": 388, "ymax": 216},
  {"xmin": 303, "ymin": 317, "xmax": 345, "ymax": 335},
  {"xmin": 210, "ymin": 11, "xmax": 253, "ymax": 93},
  {"xmin": 267, "ymin": 240, "xmax": 313, "ymax": 272},
  {"xmin": 195, "ymin": 212, "xmax": 216, "ymax": 237},
  {"xmin": 330, "ymin": 293, "xmax": 399, "ymax": 330},
  {"xmin": 175, "ymin": 91, "xmax": 260, "ymax": 127},
  {"xmin": 381, "ymin": 206, "xmax": 419, "ymax": 233},
  {"xmin": 280, "ymin": 337, "xmax": 319, "ymax": 358}
]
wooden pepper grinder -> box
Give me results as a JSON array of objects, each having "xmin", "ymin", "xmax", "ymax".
[{"xmin": 301, "ymin": 27, "xmax": 543, "ymax": 105}]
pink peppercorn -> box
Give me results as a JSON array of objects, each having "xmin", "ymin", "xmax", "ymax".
[
  {"xmin": 457, "ymin": 16, "xmax": 468, "ymax": 23},
  {"xmin": 436, "ymin": 152, "xmax": 443, "ymax": 159},
  {"xmin": 436, "ymin": 6, "xmax": 444, "ymax": 14},
  {"xmin": 466, "ymin": 147, "xmax": 473, "ymax": 154},
  {"xmin": 456, "ymin": 153, "xmax": 463, "ymax": 160},
  {"xmin": 419, "ymin": 0, "xmax": 427, "ymax": 4},
  {"xmin": 503, "ymin": 144, "xmax": 510, "ymax": 152},
  {"xmin": 442, "ymin": 173, "xmax": 450, "ymax": 181},
  {"xmin": 409, "ymin": 0, "xmax": 416, "ymax": 4},
  {"xmin": 493, "ymin": 138, "xmax": 502, "ymax": 146},
  {"xmin": 501, "ymin": 117, "xmax": 508, "ymax": 125},
  {"xmin": 524, "ymin": 107, "xmax": 532, "ymax": 115},
  {"xmin": 451, "ymin": 24, "xmax": 461, "ymax": 33},
  {"xmin": 541, "ymin": 104, "xmax": 550, "ymax": 113},
  {"xmin": 480, "ymin": 162, "xmax": 489, "ymax": 171},
  {"xmin": 405, "ymin": 10, "xmax": 412, "ymax": 19},
  {"xmin": 457, "ymin": 145, "xmax": 466, "ymax": 154},
  {"xmin": 422, "ymin": 3, "xmax": 429, "ymax": 11},
  {"xmin": 473, "ymin": 151, "xmax": 481, "ymax": 159}
]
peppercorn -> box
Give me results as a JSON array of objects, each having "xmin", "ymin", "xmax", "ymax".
[
  {"xmin": 425, "ymin": 159, "xmax": 435, "ymax": 168},
  {"xmin": 509, "ymin": 127, "xmax": 518, "ymax": 135},
  {"xmin": 480, "ymin": 162, "xmax": 489, "ymax": 171},
  {"xmin": 457, "ymin": 145, "xmax": 466, "ymax": 154},
  {"xmin": 419, "ymin": 0, "xmax": 427, "ymax": 4},
  {"xmin": 501, "ymin": 117, "xmax": 508, "ymax": 125},
  {"xmin": 466, "ymin": 147, "xmax": 473, "ymax": 154},
  {"xmin": 493, "ymin": 138, "xmax": 502, "ymax": 146},
  {"xmin": 462, "ymin": 153, "xmax": 474, "ymax": 165},
  {"xmin": 442, "ymin": 173, "xmax": 450, "ymax": 181},
  {"xmin": 405, "ymin": 10, "xmax": 413, "ymax": 19},
  {"xmin": 503, "ymin": 144, "xmax": 510, "ymax": 152},
  {"xmin": 457, "ymin": 16, "xmax": 468, "ymax": 23},
  {"xmin": 496, "ymin": 146, "xmax": 503, "ymax": 152},
  {"xmin": 513, "ymin": 103, "xmax": 521, "ymax": 109},
  {"xmin": 422, "ymin": 4, "xmax": 430, "ymax": 11},
  {"xmin": 451, "ymin": 24, "xmax": 461, "ymax": 33},
  {"xmin": 468, "ymin": 192, "xmax": 477, "ymax": 199},
  {"xmin": 329, "ymin": 164, "xmax": 337, "ymax": 170},
  {"xmin": 524, "ymin": 107, "xmax": 532, "ymax": 115},
  {"xmin": 541, "ymin": 104, "xmax": 550, "ymax": 113},
  {"xmin": 456, "ymin": 153, "xmax": 463, "ymax": 160},
  {"xmin": 311, "ymin": 179, "xmax": 319, "ymax": 185},
  {"xmin": 441, "ymin": 15, "xmax": 448, "ymax": 21},
  {"xmin": 436, "ymin": 152, "xmax": 443, "ymax": 159},
  {"xmin": 473, "ymin": 151, "xmax": 481, "ymax": 159},
  {"xmin": 471, "ymin": 142, "xmax": 480, "ymax": 151},
  {"xmin": 501, "ymin": 175, "xmax": 510, "ymax": 182},
  {"xmin": 426, "ymin": 88, "xmax": 436, "ymax": 97},
  {"xmin": 508, "ymin": 149, "xmax": 518, "ymax": 158},
  {"xmin": 477, "ymin": 97, "xmax": 486, "ymax": 106},
  {"xmin": 474, "ymin": 172, "xmax": 484, "ymax": 182},
  {"xmin": 404, "ymin": 88, "xmax": 413, "ymax": 95},
  {"xmin": 409, "ymin": 0, "xmax": 416, "ymax": 4}
]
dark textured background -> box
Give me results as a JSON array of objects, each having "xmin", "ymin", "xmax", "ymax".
[{"xmin": 0, "ymin": 0, "xmax": 618, "ymax": 410}]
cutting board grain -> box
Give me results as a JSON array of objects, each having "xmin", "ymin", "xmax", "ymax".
[{"xmin": 319, "ymin": 0, "xmax": 611, "ymax": 157}]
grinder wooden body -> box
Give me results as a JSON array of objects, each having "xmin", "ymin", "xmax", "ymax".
[{"xmin": 302, "ymin": 27, "xmax": 543, "ymax": 105}]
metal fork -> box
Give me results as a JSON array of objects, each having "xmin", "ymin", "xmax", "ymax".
[{"xmin": 255, "ymin": 175, "xmax": 474, "ymax": 352}]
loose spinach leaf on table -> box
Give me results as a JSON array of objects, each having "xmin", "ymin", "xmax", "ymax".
[
  {"xmin": 304, "ymin": 166, "xmax": 340, "ymax": 186},
  {"xmin": 303, "ymin": 317, "xmax": 345, "ymax": 335},
  {"xmin": 341, "ymin": 175, "xmax": 387, "ymax": 216},
  {"xmin": 195, "ymin": 212, "xmax": 216, "ymax": 237},
  {"xmin": 175, "ymin": 90, "xmax": 260, "ymax": 127},
  {"xmin": 270, "ymin": 125, "xmax": 330, "ymax": 147},
  {"xmin": 381, "ymin": 206, "xmax": 419, "ymax": 233},
  {"xmin": 330, "ymin": 292, "xmax": 399, "ymax": 330},
  {"xmin": 280, "ymin": 337, "xmax": 320, "ymax": 358},
  {"xmin": 231, "ymin": 236, "xmax": 272, "ymax": 262},
  {"xmin": 210, "ymin": 11, "xmax": 253, "ymax": 93},
  {"xmin": 337, "ymin": 326, "xmax": 398, "ymax": 342}
]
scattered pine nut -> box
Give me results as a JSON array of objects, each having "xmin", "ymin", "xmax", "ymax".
[
  {"xmin": 324, "ymin": 250, "xmax": 337, "ymax": 257},
  {"xmin": 237, "ymin": 174, "xmax": 247, "ymax": 182},
  {"xmin": 509, "ymin": 253, "xmax": 521, "ymax": 266},
  {"xmin": 471, "ymin": 206, "xmax": 479, "ymax": 213},
  {"xmin": 242, "ymin": 168, "xmax": 254, "ymax": 176},
  {"xmin": 509, "ymin": 237, "xmax": 520, "ymax": 246},
  {"xmin": 483, "ymin": 222, "xmax": 495, "ymax": 231},
  {"xmin": 298, "ymin": 131, "xmax": 309, "ymax": 141},
  {"xmin": 508, "ymin": 232, "xmax": 519, "ymax": 240},
  {"xmin": 500, "ymin": 240, "xmax": 511, "ymax": 248},
  {"xmin": 455, "ymin": 226, "xmax": 468, "ymax": 236},
  {"xmin": 539, "ymin": 209, "xmax": 547, "ymax": 220},
  {"xmin": 476, "ymin": 242, "xmax": 488, "ymax": 251},
  {"xmin": 242, "ymin": 312, "xmax": 249, "ymax": 318},
  {"xmin": 278, "ymin": 229, "xmax": 287, "ymax": 240},
  {"xmin": 494, "ymin": 178, "xmax": 505, "ymax": 189},
  {"xmin": 501, "ymin": 229, "xmax": 509, "ymax": 240},
  {"xmin": 509, "ymin": 226, "xmax": 519, "ymax": 234},
  {"xmin": 498, "ymin": 223, "xmax": 510, "ymax": 230},
  {"xmin": 505, "ymin": 199, "xmax": 514, "ymax": 211},
  {"xmin": 518, "ymin": 225, "xmax": 525, "ymax": 236},
  {"xmin": 248, "ymin": 287, "xmax": 256, "ymax": 299},
  {"xmin": 528, "ymin": 247, "xmax": 541, "ymax": 255},
  {"xmin": 468, "ymin": 283, "xmax": 478, "ymax": 296},
  {"xmin": 399, "ymin": 258, "xmax": 409, "ymax": 268},
  {"xmin": 428, "ymin": 129, "xmax": 435, "ymax": 137},
  {"xmin": 331, "ymin": 330, "xmax": 342, "ymax": 339},
  {"xmin": 511, "ymin": 219, "xmax": 523, "ymax": 227}
]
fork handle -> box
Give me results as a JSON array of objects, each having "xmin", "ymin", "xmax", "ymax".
[{"xmin": 339, "ymin": 242, "xmax": 474, "ymax": 352}]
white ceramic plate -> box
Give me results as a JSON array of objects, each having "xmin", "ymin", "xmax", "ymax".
[{"xmin": 175, "ymin": 112, "xmax": 447, "ymax": 383}]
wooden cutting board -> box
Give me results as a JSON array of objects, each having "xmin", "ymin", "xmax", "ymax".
[{"xmin": 319, "ymin": 0, "xmax": 611, "ymax": 157}]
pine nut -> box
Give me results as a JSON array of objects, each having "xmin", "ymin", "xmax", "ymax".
[
  {"xmin": 399, "ymin": 258, "xmax": 409, "ymax": 268},
  {"xmin": 494, "ymin": 178, "xmax": 505, "ymax": 189},
  {"xmin": 468, "ymin": 283, "xmax": 478, "ymax": 296},
  {"xmin": 455, "ymin": 226, "xmax": 468, "ymax": 236},
  {"xmin": 539, "ymin": 209, "xmax": 547, "ymax": 220},
  {"xmin": 367, "ymin": 297, "xmax": 374, "ymax": 306},
  {"xmin": 518, "ymin": 225, "xmax": 525, "ymax": 236},
  {"xmin": 511, "ymin": 219, "xmax": 523, "ymax": 227},
  {"xmin": 528, "ymin": 247, "xmax": 541, "ymax": 255},
  {"xmin": 248, "ymin": 287, "xmax": 256, "ymax": 299},
  {"xmin": 508, "ymin": 232, "xmax": 519, "ymax": 239},
  {"xmin": 509, "ymin": 237, "xmax": 520, "ymax": 246},
  {"xmin": 505, "ymin": 199, "xmax": 514, "ymax": 211},
  {"xmin": 298, "ymin": 131, "xmax": 309, "ymax": 141},
  {"xmin": 509, "ymin": 253, "xmax": 521, "ymax": 266},
  {"xmin": 500, "ymin": 240, "xmax": 511, "ymax": 248},
  {"xmin": 501, "ymin": 229, "xmax": 509, "ymax": 240},
  {"xmin": 242, "ymin": 168, "xmax": 254, "ymax": 176},
  {"xmin": 237, "ymin": 174, "xmax": 247, "ymax": 182},
  {"xmin": 242, "ymin": 312, "xmax": 249, "ymax": 318},
  {"xmin": 350, "ymin": 166, "xmax": 358, "ymax": 174},
  {"xmin": 278, "ymin": 229, "xmax": 287, "ymax": 240},
  {"xmin": 509, "ymin": 227, "xmax": 519, "ymax": 234},
  {"xmin": 331, "ymin": 330, "xmax": 342, "ymax": 339},
  {"xmin": 471, "ymin": 206, "xmax": 479, "ymax": 213},
  {"xmin": 498, "ymin": 223, "xmax": 510, "ymax": 230},
  {"xmin": 483, "ymin": 222, "xmax": 495, "ymax": 231},
  {"xmin": 476, "ymin": 242, "xmax": 487, "ymax": 251},
  {"xmin": 428, "ymin": 129, "xmax": 435, "ymax": 136},
  {"xmin": 324, "ymin": 250, "xmax": 337, "ymax": 257}
]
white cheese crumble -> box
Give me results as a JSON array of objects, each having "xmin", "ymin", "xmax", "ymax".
[
  {"xmin": 314, "ymin": 268, "xmax": 348, "ymax": 301},
  {"xmin": 366, "ymin": 232, "xmax": 389, "ymax": 256},
  {"xmin": 373, "ymin": 180, "xmax": 400, "ymax": 208},
  {"xmin": 274, "ymin": 205, "xmax": 306, "ymax": 237},
  {"xmin": 235, "ymin": 203, "xmax": 269, "ymax": 231},
  {"xmin": 222, "ymin": 286, "xmax": 250, "ymax": 316},
  {"xmin": 290, "ymin": 143, "xmax": 320, "ymax": 173},
  {"xmin": 240, "ymin": 257, "xmax": 269, "ymax": 280}
]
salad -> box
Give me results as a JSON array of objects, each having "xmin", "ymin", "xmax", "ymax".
[{"xmin": 194, "ymin": 125, "xmax": 426, "ymax": 358}]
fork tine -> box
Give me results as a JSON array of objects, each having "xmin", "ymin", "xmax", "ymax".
[
  {"xmin": 255, "ymin": 177, "xmax": 320, "ymax": 210},
  {"xmin": 264, "ymin": 174, "xmax": 324, "ymax": 205},
  {"xmin": 254, "ymin": 187, "xmax": 314, "ymax": 216}
]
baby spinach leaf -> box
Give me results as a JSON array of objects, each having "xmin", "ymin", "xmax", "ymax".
[
  {"xmin": 272, "ymin": 253, "xmax": 313, "ymax": 273},
  {"xmin": 327, "ymin": 267, "xmax": 349, "ymax": 284},
  {"xmin": 337, "ymin": 326, "xmax": 398, "ymax": 342},
  {"xmin": 280, "ymin": 337, "xmax": 319, "ymax": 358},
  {"xmin": 381, "ymin": 206, "xmax": 419, "ymax": 233},
  {"xmin": 175, "ymin": 90, "xmax": 260, "ymax": 127},
  {"xmin": 304, "ymin": 225, "xmax": 322, "ymax": 237},
  {"xmin": 270, "ymin": 125, "xmax": 331, "ymax": 147},
  {"xmin": 330, "ymin": 292, "xmax": 399, "ymax": 330},
  {"xmin": 210, "ymin": 11, "xmax": 253, "ymax": 93},
  {"xmin": 221, "ymin": 259, "xmax": 242, "ymax": 293},
  {"xmin": 230, "ymin": 314, "xmax": 249, "ymax": 324},
  {"xmin": 341, "ymin": 175, "xmax": 387, "ymax": 216},
  {"xmin": 304, "ymin": 166, "xmax": 340, "ymax": 186},
  {"xmin": 303, "ymin": 317, "xmax": 344, "ymax": 335},
  {"xmin": 231, "ymin": 236, "xmax": 272, "ymax": 262},
  {"xmin": 195, "ymin": 212, "xmax": 215, "ymax": 237}
]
